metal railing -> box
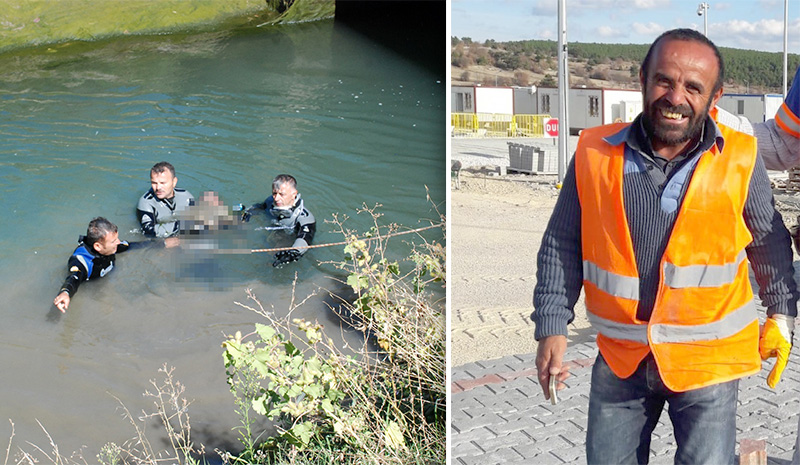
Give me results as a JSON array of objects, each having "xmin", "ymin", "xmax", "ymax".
[{"xmin": 451, "ymin": 113, "xmax": 551, "ymax": 137}]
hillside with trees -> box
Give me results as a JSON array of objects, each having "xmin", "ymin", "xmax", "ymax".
[{"xmin": 451, "ymin": 37, "xmax": 799, "ymax": 95}]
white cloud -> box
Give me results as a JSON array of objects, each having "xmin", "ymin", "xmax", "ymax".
[
  {"xmin": 632, "ymin": 22, "xmax": 667, "ymax": 36},
  {"xmin": 539, "ymin": 29, "xmax": 556, "ymax": 40},
  {"xmin": 571, "ymin": 0, "xmax": 664, "ymax": 10},
  {"xmin": 710, "ymin": 18, "xmax": 800, "ymax": 51},
  {"xmin": 719, "ymin": 18, "xmax": 787, "ymax": 38},
  {"xmin": 596, "ymin": 25, "xmax": 625, "ymax": 39},
  {"xmin": 632, "ymin": 0, "xmax": 660, "ymax": 8}
]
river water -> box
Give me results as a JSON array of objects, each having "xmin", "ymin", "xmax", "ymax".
[{"xmin": 0, "ymin": 19, "xmax": 444, "ymax": 456}]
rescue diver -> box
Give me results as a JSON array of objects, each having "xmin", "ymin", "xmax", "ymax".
[
  {"xmin": 53, "ymin": 217, "xmax": 157, "ymax": 312},
  {"xmin": 136, "ymin": 161, "xmax": 194, "ymax": 245},
  {"xmin": 241, "ymin": 174, "xmax": 316, "ymax": 267}
]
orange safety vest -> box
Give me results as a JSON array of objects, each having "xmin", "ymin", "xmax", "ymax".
[{"xmin": 575, "ymin": 122, "xmax": 761, "ymax": 392}]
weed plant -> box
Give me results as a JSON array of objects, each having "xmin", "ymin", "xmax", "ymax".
[{"xmin": 221, "ymin": 204, "xmax": 446, "ymax": 464}]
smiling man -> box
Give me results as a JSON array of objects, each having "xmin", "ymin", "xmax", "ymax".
[
  {"xmin": 532, "ymin": 29, "xmax": 797, "ymax": 464},
  {"xmin": 136, "ymin": 161, "xmax": 194, "ymax": 242}
]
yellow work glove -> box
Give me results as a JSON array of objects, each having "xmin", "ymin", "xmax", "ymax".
[{"xmin": 759, "ymin": 314, "xmax": 794, "ymax": 388}]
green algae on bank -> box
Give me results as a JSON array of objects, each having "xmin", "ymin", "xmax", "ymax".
[{"xmin": 0, "ymin": 0, "xmax": 335, "ymax": 54}]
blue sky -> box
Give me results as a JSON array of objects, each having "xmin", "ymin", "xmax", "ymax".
[{"xmin": 451, "ymin": 0, "xmax": 799, "ymax": 53}]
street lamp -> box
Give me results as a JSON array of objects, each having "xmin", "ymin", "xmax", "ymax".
[
  {"xmin": 697, "ymin": 3, "xmax": 709, "ymax": 37},
  {"xmin": 557, "ymin": 0, "xmax": 570, "ymax": 184},
  {"xmin": 783, "ymin": 0, "xmax": 788, "ymax": 98}
]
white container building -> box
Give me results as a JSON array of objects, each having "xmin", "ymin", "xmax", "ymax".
[
  {"xmin": 716, "ymin": 93, "xmax": 784, "ymax": 123},
  {"xmin": 451, "ymin": 85, "xmax": 515, "ymax": 114}
]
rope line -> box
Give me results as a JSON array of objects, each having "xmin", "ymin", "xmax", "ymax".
[{"xmin": 250, "ymin": 222, "xmax": 444, "ymax": 254}]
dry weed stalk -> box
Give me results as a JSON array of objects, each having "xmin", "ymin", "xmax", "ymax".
[
  {"xmin": 4, "ymin": 419, "xmax": 89, "ymax": 465},
  {"xmin": 3, "ymin": 364, "xmax": 208, "ymax": 465},
  {"xmin": 107, "ymin": 364, "xmax": 206, "ymax": 464}
]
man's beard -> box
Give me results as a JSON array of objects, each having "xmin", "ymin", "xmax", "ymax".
[{"xmin": 643, "ymin": 95, "xmax": 712, "ymax": 147}]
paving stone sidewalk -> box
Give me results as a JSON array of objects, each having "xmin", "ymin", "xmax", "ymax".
[{"xmin": 452, "ymin": 339, "xmax": 800, "ymax": 465}]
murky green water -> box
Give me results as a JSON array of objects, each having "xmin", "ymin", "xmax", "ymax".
[{"xmin": 0, "ymin": 19, "xmax": 444, "ymax": 454}]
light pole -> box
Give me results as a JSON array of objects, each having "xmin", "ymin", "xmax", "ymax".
[
  {"xmin": 697, "ymin": 3, "xmax": 710, "ymax": 37},
  {"xmin": 783, "ymin": 0, "xmax": 788, "ymax": 98},
  {"xmin": 557, "ymin": 0, "xmax": 570, "ymax": 184}
]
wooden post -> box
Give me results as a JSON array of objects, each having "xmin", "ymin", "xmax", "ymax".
[{"xmin": 739, "ymin": 438, "xmax": 766, "ymax": 465}]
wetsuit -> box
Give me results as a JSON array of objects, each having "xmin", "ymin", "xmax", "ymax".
[
  {"xmin": 136, "ymin": 188, "xmax": 195, "ymax": 238},
  {"xmin": 246, "ymin": 193, "xmax": 316, "ymax": 254},
  {"xmin": 58, "ymin": 239, "xmax": 132, "ymax": 298}
]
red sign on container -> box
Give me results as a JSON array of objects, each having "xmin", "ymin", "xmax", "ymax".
[{"xmin": 544, "ymin": 118, "xmax": 559, "ymax": 137}]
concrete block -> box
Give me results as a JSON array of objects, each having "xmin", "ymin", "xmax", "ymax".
[{"xmin": 451, "ymin": 440, "xmax": 483, "ymax": 457}]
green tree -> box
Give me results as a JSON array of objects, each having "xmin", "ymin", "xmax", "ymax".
[{"xmin": 540, "ymin": 75, "xmax": 556, "ymax": 87}]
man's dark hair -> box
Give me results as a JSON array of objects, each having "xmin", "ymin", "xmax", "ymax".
[
  {"xmin": 272, "ymin": 174, "xmax": 297, "ymax": 192},
  {"xmin": 641, "ymin": 28, "xmax": 725, "ymax": 93},
  {"xmin": 151, "ymin": 161, "xmax": 176, "ymax": 178},
  {"xmin": 84, "ymin": 217, "xmax": 118, "ymax": 247}
]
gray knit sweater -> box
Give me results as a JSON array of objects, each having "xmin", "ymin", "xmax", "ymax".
[{"xmin": 532, "ymin": 116, "xmax": 799, "ymax": 341}]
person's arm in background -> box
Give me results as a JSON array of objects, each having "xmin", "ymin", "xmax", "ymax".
[
  {"xmin": 716, "ymin": 66, "xmax": 799, "ymax": 171},
  {"xmin": 755, "ymin": 68, "xmax": 800, "ymax": 171}
]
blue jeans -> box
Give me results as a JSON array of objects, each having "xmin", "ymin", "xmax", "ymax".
[{"xmin": 586, "ymin": 353, "xmax": 738, "ymax": 465}]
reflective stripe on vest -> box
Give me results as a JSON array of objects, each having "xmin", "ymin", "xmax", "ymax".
[
  {"xmin": 650, "ymin": 300, "xmax": 757, "ymax": 344},
  {"xmin": 776, "ymin": 102, "xmax": 800, "ymax": 139},
  {"xmin": 586, "ymin": 312, "xmax": 648, "ymax": 344},
  {"xmin": 584, "ymin": 237, "xmax": 747, "ymax": 294},
  {"xmin": 588, "ymin": 299, "xmax": 757, "ymax": 345},
  {"xmin": 662, "ymin": 249, "xmax": 747, "ymax": 288},
  {"xmin": 583, "ymin": 260, "xmax": 639, "ymax": 300}
]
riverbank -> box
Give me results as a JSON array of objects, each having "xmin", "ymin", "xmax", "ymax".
[{"xmin": 0, "ymin": 0, "xmax": 334, "ymax": 55}]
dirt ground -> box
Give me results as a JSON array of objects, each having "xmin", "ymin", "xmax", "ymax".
[
  {"xmin": 450, "ymin": 166, "xmax": 800, "ymax": 367},
  {"xmin": 449, "ymin": 169, "xmax": 592, "ymax": 367}
]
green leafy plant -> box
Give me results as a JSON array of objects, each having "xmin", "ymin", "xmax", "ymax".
[
  {"xmin": 222, "ymin": 299, "xmax": 354, "ymax": 455},
  {"xmin": 221, "ymin": 202, "xmax": 446, "ymax": 464}
]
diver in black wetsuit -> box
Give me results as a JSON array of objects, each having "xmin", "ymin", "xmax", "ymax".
[
  {"xmin": 136, "ymin": 161, "xmax": 194, "ymax": 245},
  {"xmin": 53, "ymin": 217, "xmax": 156, "ymax": 312},
  {"xmin": 241, "ymin": 174, "xmax": 316, "ymax": 267}
]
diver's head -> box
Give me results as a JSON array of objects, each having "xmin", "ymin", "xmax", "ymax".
[
  {"xmin": 150, "ymin": 161, "xmax": 178, "ymax": 200},
  {"xmin": 272, "ymin": 174, "xmax": 298, "ymax": 208},
  {"xmin": 84, "ymin": 217, "xmax": 121, "ymax": 256}
]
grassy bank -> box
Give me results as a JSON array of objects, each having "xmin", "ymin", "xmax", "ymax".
[{"xmin": 0, "ymin": 0, "xmax": 335, "ymax": 55}]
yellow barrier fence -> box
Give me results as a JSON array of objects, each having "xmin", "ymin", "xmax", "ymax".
[
  {"xmin": 514, "ymin": 114, "xmax": 550, "ymax": 137},
  {"xmin": 451, "ymin": 113, "xmax": 478, "ymax": 136},
  {"xmin": 451, "ymin": 113, "xmax": 551, "ymax": 137}
]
